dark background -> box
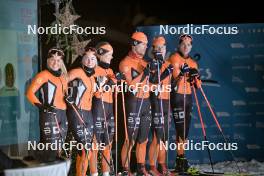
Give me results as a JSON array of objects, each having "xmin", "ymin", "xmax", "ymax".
[{"xmin": 40, "ymin": 0, "xmax": 264, "ymax": 71}]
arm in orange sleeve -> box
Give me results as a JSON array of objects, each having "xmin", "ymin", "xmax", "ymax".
[
  {"xmin": 168, "ymin": 55, "xmax": 181, "ymax": 79},
  {"xmin": 94, "ymin": 67, "xmax": 117, "ymax": 84},
  {"xmin": 68, "ymin": 69, "xmax": 82, "ymax": 82},
  {"xmin": 105, "ymin": 69, "xmax": 117, "ymax": 86},
  {"xmin": 26, "ymin": 72, "xmax": 47, "ymax": 106}
]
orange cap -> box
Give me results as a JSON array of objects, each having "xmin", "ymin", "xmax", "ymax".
[
  {"xmin": 100, "ymin": 43, "xmax": 113, "ymax": 52},
  {"xmin": 131, "ymin": 32, "xmax": 148, "ymax": 44},
  {"xmin": 152, "ymin": 36, "xmax": 166, "ymax": 46}
]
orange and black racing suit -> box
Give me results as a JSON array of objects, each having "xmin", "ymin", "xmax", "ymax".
[
  {"xmin": 89, "ymin": 61, "xmax": 117, "ymax": 175},
  {"xmin": 67, "ymin": 66, "xmax": 96, "ymax": 176},
  {"xmin": 26, "ymin": 69, "xmax": 68, "ymax": 160},
  {"xmin": 119, "ymin": 51, "xmax": 151, "ymax": 172}
]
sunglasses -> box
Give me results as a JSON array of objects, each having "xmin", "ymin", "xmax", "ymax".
[
  {"xmin": 48, "ymin": 48, "xmax": 65, "ymax": 56},
  {"xmin": 179, "ymin": 34, "xmax": 193, "ymax": 40}
]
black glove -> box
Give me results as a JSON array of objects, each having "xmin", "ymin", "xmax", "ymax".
[
  {"xmin": 153, "ymin": 51, "xmax": 164, "ymax": 62},
  {"xmin": 187, "ymin": 68, "xmax": 200, "ymax": 83},
  {"xmin": 180, "ymin": 63, "xmax": 190, "ymax": 76},
  {"xmin": 143, "ymin": 65, "xmax": 150, "ymax": 76},
  {"xmin": 149, "ymin": 59, "xmax": 159, "ymax": 71},
  {"xmin": 115, "ymin": 72, "xmax": 126, "ymax": 81},
  {"xmin": 35, "ymin": 103, "xmax": 56, "ymax": 113},
  {"xmin": 165, "ymin": 64, "xmax": 174, "ymax": 74},
  {"xmin": 140, "ymin": 65, "xmax": 151, "ymax": 82},
  {"xmin": 64, "ymin": 95, "xmax": 75, "ymax": 106},
  {"xmin": 104, "ymin": 78, "xmax": 116, "ymax": 91},
  {"xmin": 149, "ymin": 71, "xmax": 158, "ymax": 84},
  {"xmin": 189, "ymin": 68, "xmax": 199, "ymax": 78}
]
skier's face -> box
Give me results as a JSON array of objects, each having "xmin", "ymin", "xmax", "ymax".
[
  {"xmin": 47, "ymin": 55, "xmax": 63, "ymax": 71},
  {"xmin": 133, "ymin": 42, "xmax": 147, "ymax": 56},
  {"xmin": 153, "ymin": 44, "xmax": 166, "ymax": 58},
  {"xmin": 82, "ymin": 51, "xmax": 97, "ymax": 68},
  {"xmin": 179, "ymin": 39, "xmax": 192, "ymax": 57},
  {"xmin": 99, "ymin": 50, "xmax": 113, "ymax": 64}
]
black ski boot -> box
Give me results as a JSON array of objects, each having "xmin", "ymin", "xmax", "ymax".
[
  {"xmin": 175, "ymin": 155, "xmax": 190, "ymax": 174},
  {"xmin": 137, "ymin": 163, "xmax": 150, "ymax": 176}
]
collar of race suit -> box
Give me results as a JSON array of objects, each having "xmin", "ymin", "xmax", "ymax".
[
  {"xmin": 177, "ymin": 51, "xmax": 191, "ymax": 59},
  {"xmin": 128, "ymin": 51, "xmax": 144, "ymax": 60},
  {"xmin": 47, "ymin": 68, "xmax": 62, "ymax": 77},
  {"xmin": 82, "ymin": 65, "xmax": 95, "ymax": 77},
  {"xmin": 98, "ymin": 61, "xmax": 110, "ymax": 69}
]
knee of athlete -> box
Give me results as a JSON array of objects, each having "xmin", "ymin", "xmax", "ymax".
[
  {"xmin": 128, "ymin": 139, "xmax": 135, "ymax": 148},
  {"xmin": 137, "ymin": 138, "xmax": 148, "ymax": 145},
  {"xmin": 157, "ymin": 136, "xmax": 166, "ymax": 145},
  {"xmin": 91, "ymin": 147, "xmax": 99, "ymax": 154},
  {"xmin": 176, "ymin": 133, "xmax": 185, "ymax": 143},
  {"xmin": 176, "ymin": 135, "xmax": 186, "ymax": 143},
  {"xmin": 122, "ymin": 140, "xmax": 132, "ymax": 149},
  {"xmin": 102, "ymin": 146, "xmax": 111, "ymax": 155},
  {"xmin": 110, "ymin": 127, "xmax": 115, "ymax": 135}
]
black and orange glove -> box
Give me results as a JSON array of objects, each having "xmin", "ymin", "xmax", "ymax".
[
  {"xmin": 35, "ymin": 103, "xmax": 56, "ymax": 113},
  {"xmin": 180, "ymin": 63, "xmax": 190, "ymax": 76},
  {"xmin": 115, "ymin": 72, "xmax": 126, "ymax": 81},
  {"xmin": 64, "ymin": 95, "xmax": 75, "ymax": 106}
]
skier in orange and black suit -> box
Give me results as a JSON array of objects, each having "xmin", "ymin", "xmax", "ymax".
[
  {"xmin": 26, "ymin": 48, "xmax": 68, "ymax": 161},
  {"xmin": 168, "ymin": 34, "xmax": 201, "ymax": 173},
  {"xmin": 119, "ymin": 32, "xmax": 152, "ymax": 176},
  {"xmin": 66, "ymin": 48, "xmax": 98, "ymax": 176},
  {"xmin": 148, "ymin": 36, "xmax": 174, "ymax": 176},
  {"xmin": 89, "ymin": 42, "xmax": 117, "ymax": 176}
]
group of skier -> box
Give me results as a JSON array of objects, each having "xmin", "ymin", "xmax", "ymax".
[{"xmin": 26, "ymin": 31, "xmax": 202, "ymax": 176}]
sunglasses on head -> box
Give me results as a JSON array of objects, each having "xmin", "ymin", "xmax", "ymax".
[
  {"xmin": 179, "ymin": 34, "xmax": 193, "ymax": 40},
  {"xmin": 48, "ymin": 48, "xmax": 65, "ymax": 56}
]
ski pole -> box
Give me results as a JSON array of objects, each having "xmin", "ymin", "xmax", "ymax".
[
  {"xmin": 192, "ymin": 86, "xmax": 214, "ymax": 173},
  {"xmin": 198, "ymin": 84, "xmax": 241, "ymax": 173}
]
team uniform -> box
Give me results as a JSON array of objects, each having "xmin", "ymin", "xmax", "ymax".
[
  {"xmin": 147, "ymin": 36, "xmax": 173, "ymax": 176},
  {"xmin": 26, "ymin": 68, "xmax": 68, "ymax": 160},
  {"xmin": 89, "ymin": 61, "xmax": 117, "ymax": 176},
  {"xmin": 120, "ymin": 50, "xmax": 152, "ymax": 175},
  {"xmin": 67, "ymin": 66, "xmax": 96, "ymax": 176},
  {"xmin": 169, "ymin": 50, "xmax": 199, "ymax": 172},
  {"xmin": 148, "ymin": 60, "xmax": 173, "ymax": 175}
]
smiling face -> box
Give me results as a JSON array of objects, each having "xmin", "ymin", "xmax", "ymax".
[
  {"xmin": 47, "ymin": 54, "xmax": 63, "ymax": 71},
  {"xmin": 82, "ymin": 51, "xmax": 97, "ymax": 68}
]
